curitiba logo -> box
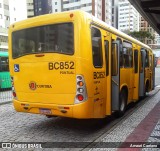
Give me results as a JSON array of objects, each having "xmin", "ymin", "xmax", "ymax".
[
  {"xmin": 29, "ymin": 81, "xmax": 37, "ymax": 90},
  {"xmin": 29, "ymin": 82, "xmax": 52, "ymax": 90}
]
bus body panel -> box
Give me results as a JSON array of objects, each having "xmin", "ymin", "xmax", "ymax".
[
  {"xmin": 13, "ymin": 97, "xmax": 94, "ymax": 119},
  {"xmin": 9, "ymin": 10, "xmax": 155, "ymax": 119}
]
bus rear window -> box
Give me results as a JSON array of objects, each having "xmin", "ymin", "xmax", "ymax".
[{"xmin": 12, "ymin": 23, "xmax": 74, "ymax": 58}]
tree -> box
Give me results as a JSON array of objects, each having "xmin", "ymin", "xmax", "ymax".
[{"xmin": 128, "ymin": 31, "xmax": 154, "ymax": 43}]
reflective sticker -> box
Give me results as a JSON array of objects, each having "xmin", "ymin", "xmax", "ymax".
[{"xmin": 14, "ymin": 64, "xmax": 20, "ymax": 72}]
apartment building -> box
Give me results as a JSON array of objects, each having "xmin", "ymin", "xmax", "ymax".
[
  {"xmin": 52, "ymin": 0, "xmax": 62, "ymax": 13},
  {"xmin": 139, "ymin": 16, "xmax": 156, "ymax": 45},
  {"xmin": 111, "ymin": 0, "xmax": 118, "ymax": 29},
  {"xmin": 0, "ymin": 0, "xmax": 10, "ymax": 51},
  {"xmin": 155, "ymin": 33, "xmax": 160, "ymax": 45},
  {"xmin": 27, "ymin": 0, "xmax": 34, "ymax": 18},
  {"xmin": 62, "ymin": 0, "xmax": 112, "ymax": 24},
  {"xmin": 28, "ymin": 0, "xmax": 112, "ymax": 25},
  {"xmin": 118, "ymin": 0, "xmax": 139, "ymax": 32}
]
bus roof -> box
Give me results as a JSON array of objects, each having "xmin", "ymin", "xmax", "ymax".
[{"xmin": 0, "ymin": 51, "xmax": 8, "ymax": 57}]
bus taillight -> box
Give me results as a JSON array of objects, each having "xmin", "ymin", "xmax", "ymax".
[
  {"xmin": 75, "ymin": 75, "xmax": 88, "ymax": 104},
  {"xmin": 11, "ymin": 76, "xmax": 17, "ymax": 99},
  {"xmin": 77, "ymin": 94, "xmax": 84, "ymax": 101},
  {"xmin": 11, "ymin": 76, "xmax": 14, "ymax": 86},
  {"xmin": 13, "ymin": 91, "xmax": 16, "ymax": 98}
]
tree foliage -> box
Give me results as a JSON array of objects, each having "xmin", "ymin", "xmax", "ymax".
[{"xmin": 128, "ymin": 31, "xmax": 154, "ymax": 42}]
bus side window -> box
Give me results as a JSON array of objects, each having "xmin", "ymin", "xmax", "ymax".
[
  {"xmin": 111, "ymin": 43, "xmax": 118, "ymax": 76},
  {"xmin": 91, "ymin": 27, "xmax": 103, "ymax": 68},
  {"xmin": 104, "ymin": 40, "xmax": 109, "ymax": 76},
  {"xmin": 123, "ymin": 41, "xmax": 133, "ymax": 68},
  {"xmin": 149, "ymin": 55, "xmax": 152, "ymax": 70},
  {"xmin": 116, "ymin": 38, "xmax": 123, "ymax": 67},
  {"xmin": 145, "ymin": 50, "xmax": 149, "ymax": 67},
  {"xmin": 134, "ymin": 50, "xmax": 138, "ymax": 73},
  {"xmin": 140, "ymin": 51, "xmax": 143, "ymax": 73}
]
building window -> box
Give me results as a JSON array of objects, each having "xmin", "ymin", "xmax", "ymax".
[
  {"xmin": 55, "ymin": 2, "xmax": 57, "ymax": 5},
  {"xmin": 4, "ymin": 16, "xmax": 10, "ymax": 21},
  {"xmin": 55, "ymin": 9, "xmax": 58, "ymax": 12},
  {"xmin": 0, "ymin": 35, "xmax": 8, "ymax": 43},
  {"xmin": 4, "ymin": 4, "xmax": 9, "ymax": 10}
]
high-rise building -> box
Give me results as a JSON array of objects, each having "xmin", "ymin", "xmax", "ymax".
[
  {"xmin": 0, "ymin": 27, "xmax": 8, "ymax": 51},
  {"xmin": 0, "ymin": 0, "xmax": 10, "ymax": 28},
  {"xmin": 139, "ymin": 16, "xmax": 156, "ymax": 45},
  {"xmin": 0, "ymin": 0, "xmax": 10, "ymax": 51},
  {"xmin": 118, "ymin": 0, "xmax": 139, "ymax": 32},
  {"xmin": 27, "ymin": 0, "xmax": 52, "ymax": 17},
  {"xmin": 29, "ymin": 0, "xmax": 112, "ymax": 25},
  {"xmin": 155, "ymin": 33, "xmax": 160, "ymax": 45},
  {"xmin": 62, "ymin": 0, "xmax": 112, "ymax": 25},
  {"xmin": 111, "ymin": 0, "xmax": 118, "ymax": 29},
  {"xmin": 34, "ymin": 0, "xmax": 52, "ymax": 16},
  {"xmin": 0, "ymin": 0, "xmax": 27, "ymax": 51},
  {"xmin": 52, "ymin": 0, "xmax": 62, "ymax": 13},
  {"xmin": 27, "ymin": 0, "xmax": 34, "ymax": 18}
]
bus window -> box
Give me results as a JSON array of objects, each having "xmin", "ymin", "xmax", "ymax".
[
  {"xmin": 111, "ymin": 43, "xmax": 118, "ymax": 76},
  {"xmin": 123, "ymin": 41, "xmax": 133, "ymax": 68},
  {"xmin": 91, "ymin": 27, "xmax": 103, "ymax": 68},
  {"xmin": 104, "ymin": 40, "xmax": 109, "ymax": 76},
  {"xmin": 134, "ymin": 50, "xmax": 138, "ymax": 73},
  {"xmin": 149, "ymin": 55, "xmax": 152, "ymax": 70},
  {"xmin": 12, "ymin": 23, "xmax": 74, "ymax": 58},
  {"xmin": 117, "ymin": 38, "xmax": 123, "ymax": 67},
  {"xmin": 0, "ymin": 57, "xmax": 9, "ymax": 72},
  {"xmin": 140, "ymin": 51, "xmax": 143, "ymax": 73},
  {"xmin": 145, "ymin": 50, "xmax": 149, "ymax": 67}
]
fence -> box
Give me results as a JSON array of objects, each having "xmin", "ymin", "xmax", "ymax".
[{"xmin": 0, "ymin": 76, "xmax": 13, "ymax": 104}]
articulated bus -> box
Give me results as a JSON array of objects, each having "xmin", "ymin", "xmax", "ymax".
[
  {"xmin": 9, "ymin": 10, "xmax": 155, "ymax": 119},
  {"xmin": 0, "ymin": 51, "xmax": 11, "ymax": 90}
]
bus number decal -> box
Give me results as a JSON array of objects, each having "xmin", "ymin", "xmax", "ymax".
[
  {"xmin": 49, "ymin": 61, "xmax": 75, "ymax": 70},
  {"xmin": 70, "ymin": 61, "xmax": 74, "ymax": 69}
]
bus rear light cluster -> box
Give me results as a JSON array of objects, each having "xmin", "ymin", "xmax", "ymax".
[
  {"xmin": 11, "ymin": 76, "xmax": 17, "ymax": 99},
  {"xmin": 75, "ymin": 75, "xmax": 88, "ymax": 104}
]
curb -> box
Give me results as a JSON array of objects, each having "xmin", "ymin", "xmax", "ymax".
[{"xmin": 0, "ymin": 100, "xmax": 12, "ymax": 105}]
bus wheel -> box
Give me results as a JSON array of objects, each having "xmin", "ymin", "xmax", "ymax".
[{"xmin": 115, "ymin": 89, "xmax": 127, "ymax": 117}]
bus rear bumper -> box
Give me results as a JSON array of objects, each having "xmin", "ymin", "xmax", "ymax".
[{"xmin": 13, "ymin": 99, "xmax": 94, "ymax": 119}]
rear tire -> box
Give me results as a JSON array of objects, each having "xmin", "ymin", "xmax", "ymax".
[{"xmin": 115, "ymin": 89, "xmax": 127, "ymax": 117}]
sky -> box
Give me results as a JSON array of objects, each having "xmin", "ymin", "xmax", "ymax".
[
  {"xmin": 10, "ymin": 0, "xmax": 27, "ymax": 24},
  {"xmin": 15, "ymin": 0, "xmax": 27, "ymax": 21}
]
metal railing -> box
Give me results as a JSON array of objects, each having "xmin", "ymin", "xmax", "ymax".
[{"xmin": 0, "ymin": 76, "xmax": 13, "ymax": 104}]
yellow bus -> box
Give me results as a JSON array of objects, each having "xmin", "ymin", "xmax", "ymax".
[{"xmin": 9, "ymin": 10, "xmax": 155, "ymax": 119}]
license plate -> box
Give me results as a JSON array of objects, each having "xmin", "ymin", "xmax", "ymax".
[{"xmin": 39, "ymin": 108, "xmax": 52, "ymax": 115}]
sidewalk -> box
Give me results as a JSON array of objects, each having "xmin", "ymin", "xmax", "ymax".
[
  {"xmin": 0, "ymin": 90, "xmax": 12, "ymax": 105},
  {"xmin": 90, "ymin": 88, "xmax": 160, "ymax": 151}
]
